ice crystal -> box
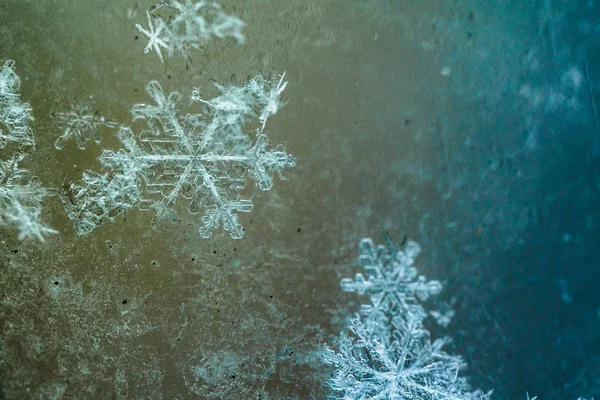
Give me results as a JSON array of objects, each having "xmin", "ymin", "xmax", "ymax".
[
  {"xmin": 341, "ymin": 237, "xmax": 442, "ymax": 319},
  {"xmin": 323, "ymin": 315, "xmax": 490, "ymax": 400},
  {"xmin": 64, "ymin": 74, "xmax": 294, "ymax": 239},
  {"xmin": 136, "ymin": 0, "xmax": 244, "ymax": 63},
  {"xmin": 51, "ymin": 103, "xmax": 117, "ymax": 150},
  {"xmin": 0, "ymin": 60, "xmax": 34, "ymax": 148},
  {"xmin": 0, "ymin": 153, "xmax": 56, "ymax": 241},
  {"xmin": 60, "ymin": 168, "xmax": 141, "ymax": 236},
  {"xmin": 325, "ymin": 237, "xmax": 491, "ymax": 400}
]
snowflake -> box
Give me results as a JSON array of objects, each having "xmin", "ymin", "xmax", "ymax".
[
  {"xmin": 136, "ymin": 11, "xmax": 170, "ymax": 63},
  {"xmin": 325, "ymin": 236, "xmax": 491, "ymax": 399},
  {"xmin": 136, "ymin": 0, "xmax": 244, "ymax": 63},
  {"xmin": 51, "ymin": 102, "xmax": 117, "ymax": 150},
  {"xmin": 340, "ymin": 236, "xmax": 443, "ymax": 319},
  {"xmin": 323, "ymin": 315, "xmax": 491, "ymax": 400},
  {"xmin": 0, "ymin": 60, "xmax": 34, "ymax": 148},
  {"xmin": 63, "ymin": 74, "xmax": 294, "ymax": 239},
  {"xmin": 0, "ymin": 153, "xmax": 57, "ymax": 241}
]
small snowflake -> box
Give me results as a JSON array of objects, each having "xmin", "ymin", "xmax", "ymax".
[
  {"xmin": 341, "ymin": 237, "xmax": 442, "ymax": 318},
  {"xmin": 136, "ymin": 11, "xmax": 170, "ymax": 63},
  {"xmin": 51, "ymin": 103, "xmax": 117, "ymax": 150}
]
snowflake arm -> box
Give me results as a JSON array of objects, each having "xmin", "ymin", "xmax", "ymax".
[{"xmin": 258, "ymin": 72, "xmax": 288, "ymax": 131}]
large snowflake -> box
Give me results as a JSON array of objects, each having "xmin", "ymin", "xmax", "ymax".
[
  {"xmin": 136, "ymin": 0, "xmax": 244, "ymax": 63},
  {"xmin": 325, "ymin": 237, "xmax": 491, "ymax": 400},
  {"xmin": 63, "ymin": 73, "xmax": 294, "ymax": 239},
  {"xmin": 323, "ymin": 315, "xmax": 490, "ymax": 400}
]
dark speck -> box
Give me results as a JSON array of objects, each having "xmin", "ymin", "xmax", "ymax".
[
  {"xmin": 122, "ymin": 299, "xmax": 128, "ymax": 305},
  {"xmin": 54, "ymin": 281, "xmax": 59, "ymax": 285}
]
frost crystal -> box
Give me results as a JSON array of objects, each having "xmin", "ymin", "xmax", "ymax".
[
  {"xmin": 0, "ymin": 153, "xmax": 57, "ymax": 241},
  {"xmin": 136, "ymin": 0, "xmax": 244, "ymax": 63},
  {"xmin": 0, "ymin": 60, "xmax": 34, "ymax": 148},
  {"xmin": 325, "ymin": 237, "xmax": 491, "ymax": 400},
  {"xmin": 51, "ymin": 103, "xmax": 117, "ymax": 150},
  {"xmin": 64, "ymin": 74, "xmax": 294, "ymax": 239}
]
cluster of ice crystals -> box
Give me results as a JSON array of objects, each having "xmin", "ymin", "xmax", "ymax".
[
  {"xmin": 0, "ymin": 60, "xmax": 34, "ymax": 148},
  {"xmin": 0, "ymin": 60, "xmax": 56, "ymax": 241},
  {"xmin": 325, "ymin": 237, "xmax": 491, "ymax": 400},
  {"xmin": 51, "ymin": 103, "xmax": 117, "ymax": 150},
  {"xmin": 0, "ymin": 153, "xmax": 56, "ymax": 241},
  {"xmin": 62, "ymin": 73, "xmax": 294, "ymax": 239},
  {"xmin": 136, "ymin": 0, "xmax": 244, "ymax": 63},
  {"xmin": 60, "ymin": 168, "xmax": 141, "ymax": 236}
]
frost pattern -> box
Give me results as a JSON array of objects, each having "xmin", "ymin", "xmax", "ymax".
[
  {"xmin": 0, "ymin": 60, "xmax": 34, "ymax": 148},
  {"xmin": 63, "ymin": 74, "xmax": 294, "ymax": 239},
  {"xmin": 136, "ymin": 0, "xmax": 244, "ymax": 63},
  {"xmin": 0, "ymin": 153, "xmax": 57, "ymax": 241},
  {"xmin": 51, "ymin": 103, "xmax": 117, "ymax": 150},
  {"xmin": 324, "ymin": 237, "xmax": 491, "ymax": 400}
]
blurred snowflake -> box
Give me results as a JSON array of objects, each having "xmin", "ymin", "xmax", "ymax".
[
  {"xmin": 63, "ymin": 73, "xmax": 294, "ymax": 239},
  {"xmin": 325, "ymin": 236, "xmax": 491, "ymax": 400},
  {"xmin": 0, "ymin": 60, "xmax": 34, "ymax": 148},
  {"xmin": 136, "ymin": 0, "xmax": 244, "ymax": 63},
  {"xmin": 0, "ymin": 153, "xmax": 56, "ymax": 241},
  {"xmin": 51, "ymin": 102, "xmax": 117, "ymax": 150}
]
